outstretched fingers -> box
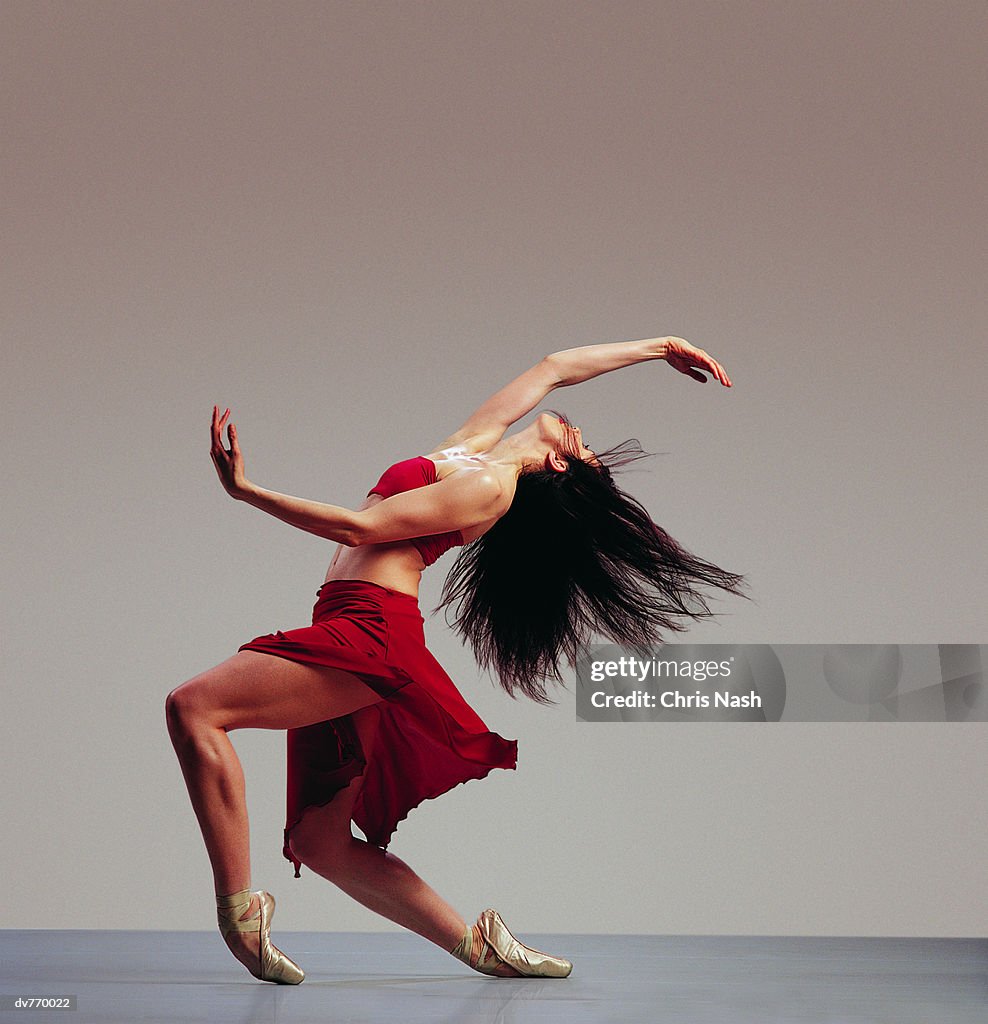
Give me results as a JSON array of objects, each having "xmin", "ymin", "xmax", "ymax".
[
  {"xmin": 673, "ymin": 347, "xmax": 732, "ymax": 387},
  {"xmin": 705, "ymin": 354, "xmax": 731, "ymax": 387},
  {"xmin": 687, "ymin": 348, "xmax": 730, "ymax": 386},
  {"xmin": 210, "ymin": 406, "xmax": 243, "ymax": 494}
]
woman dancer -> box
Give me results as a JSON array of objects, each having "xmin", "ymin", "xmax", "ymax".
[{"xmin": 166, "ymin": 335, "xmax": 745, "ymax": 984}]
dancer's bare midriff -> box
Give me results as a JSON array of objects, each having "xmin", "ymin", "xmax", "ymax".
[{"xmin": 322, "ymin": 451, "xmax": 505, "ymax": 599}]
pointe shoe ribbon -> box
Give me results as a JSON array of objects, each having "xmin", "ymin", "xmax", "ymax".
[
  {"xmin": 451, "ymin": 908, "xmax": 573, "ymax": 978},
  {"xmin": 216, "ymin": 888, "xmax": 305, "ymax": 985}
]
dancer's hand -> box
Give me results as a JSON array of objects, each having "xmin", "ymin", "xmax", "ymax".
[
  {"xmin": 663, "ymin": 337, "xmax": 732, "ymax": 386},
  {"xmin": 210, "ymin": 405, "xmax": 249, "ymax": 499}
]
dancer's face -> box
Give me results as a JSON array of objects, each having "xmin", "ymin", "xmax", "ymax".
[{"xmin": 540, "ymin": 413, "xmax": 600, "ymax": 467}]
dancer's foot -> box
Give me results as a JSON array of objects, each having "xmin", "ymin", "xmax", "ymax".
[
  {"xmin": 216, "ymin": 888, "xmax": 305, "ymax": 984},
  {"xmin": 463, "ymin": 923, "xmax": 523, "ymax": 977},
  {"xmin": 451, "ymin": 909, "xmax": 572, "ymax": 978},
  {"xmin": 218, "ymin": 892, "xmax": 263, "ymax": 975}
]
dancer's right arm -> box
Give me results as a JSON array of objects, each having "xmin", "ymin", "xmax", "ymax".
[{"xmin": 433, "ymin": 336, "xmax": 730, "ymax": 452}]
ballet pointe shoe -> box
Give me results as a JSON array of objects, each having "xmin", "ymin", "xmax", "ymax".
[
  {"xmin": 216, "ymin": 888, "xmax": 305, "ymax": 985},
  {"xmin": 450, "ymin": 908, "xmax": 573, "ymax": 978}
]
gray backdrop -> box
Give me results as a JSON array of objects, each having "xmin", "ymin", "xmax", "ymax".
[{"xmin": 2, "ymin": 1, "xmax": 985, "ymax": 935}]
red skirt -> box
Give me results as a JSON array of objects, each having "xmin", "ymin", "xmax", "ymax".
[{"xmin": 237, "ymin": 578, "xmax": 518, "ymax": 877}]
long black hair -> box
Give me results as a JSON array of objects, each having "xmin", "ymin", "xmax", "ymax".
[{"xmin": 434, "ymin": 410, "xmax": 748, "ymax": 704}]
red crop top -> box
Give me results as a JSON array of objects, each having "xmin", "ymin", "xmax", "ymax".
[{"xmin": 366, "ymin": 456, "xmax": 465, "ymax": 567}]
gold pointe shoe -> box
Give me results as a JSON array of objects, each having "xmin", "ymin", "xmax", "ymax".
[
  {"xmin": 216, "ymin": 888, "xmax": 305, "ymax": 985},
  {"xmin": 451, "ymin": 908, "xmax": 573, "ymax": 978}
]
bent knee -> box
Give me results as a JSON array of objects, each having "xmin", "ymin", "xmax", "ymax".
[
  {"xmin": 289, "ymin": 822, "xmax": 354, "ymax": 873},
  {"xmin": 165, "ymin": 683, "xmax": 209, "ymax": 736}
]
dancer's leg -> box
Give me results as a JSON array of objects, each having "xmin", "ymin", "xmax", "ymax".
[
  {"xmin": 165, "ymin": 650, "xmax": 386, "ymax": 971},
  {"xmin": 288, "ymin": 705, "xmax": 522, "ymax": 976}
]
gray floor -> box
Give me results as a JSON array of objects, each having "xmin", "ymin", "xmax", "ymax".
[{"xmin": 1, "ymin": 931, "xmax": 985, "ymax": 1023}]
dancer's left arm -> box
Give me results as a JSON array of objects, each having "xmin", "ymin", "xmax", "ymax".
[
  {"xmin": 208, "ymin": 405, "xmax": 507, "ymax": 545},
  {"xmin": 209, "ymin": 405, "xmax": 362, "ymax": 543}
]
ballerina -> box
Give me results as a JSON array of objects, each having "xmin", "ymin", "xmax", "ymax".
[{"xmin": 165, "ymin": 335, "xmax": 745, "ymax": 983}]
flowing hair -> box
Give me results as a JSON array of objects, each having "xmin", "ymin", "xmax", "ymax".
[{"xmin": 433, "ymin": 410, "xmax": 749, "ymax": 704}]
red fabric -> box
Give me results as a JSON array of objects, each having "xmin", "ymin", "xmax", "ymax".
[
  {"xmin": 238, "ymin": 579, "xmax": 518, "ymax": 877},
  {"xmin": 366, "ymin": 455, "xmax": 465, "ymax": 566}
]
